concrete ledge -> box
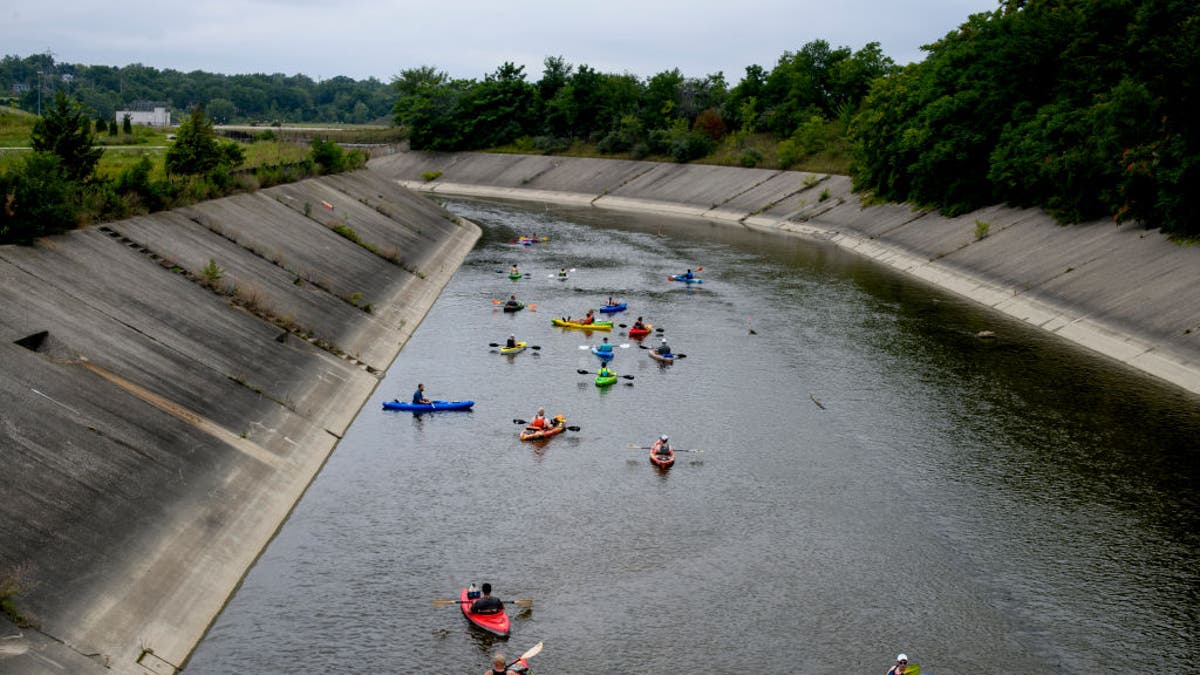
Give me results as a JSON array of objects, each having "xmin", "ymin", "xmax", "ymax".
[{"xmin": 370, "ymin": 151, "xmax": 1200, "ymax": 397}]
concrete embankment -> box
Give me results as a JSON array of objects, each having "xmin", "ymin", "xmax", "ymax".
[
  {"xmin": 0, "ymin": 170, "xmax": 479, "ymax": 674},
  {"xmin": 370, "ymin": 151, "xmax": 1200, "ymax": 396}
]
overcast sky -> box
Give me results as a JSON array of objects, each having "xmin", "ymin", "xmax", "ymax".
[{"xmin": 3, "ymin": 0, "xmax": 999, "ymax": 83}]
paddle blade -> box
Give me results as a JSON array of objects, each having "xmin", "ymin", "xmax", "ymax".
[
  {"xmin": 432, "ymin": 598, "xmax": 461, "ymax": 607},
  {"xmin": 578, "ymin": 345, "xmax": 591, "ymax": 350},
  {"xmin": 566, "ymin": 425, "xmax": 581, "ymax": 431},
  {"xmin": 513, "ymin": 418, "xmax": 528, "ymax": 425},
  {"xmin": 675, "ymin": 353, "xmax": 687, "ymax": 358},
  {"xmin": 509, "ymin": 598, "xmax": 534, "ymax": 607},
  {"xmin": 530, "ymin": 345, "xmax": 541, "ymax": 350},
  {"xmin": 618, "ymin": 323, "xmax": 628, "ymax": 328},
  {"xmin": 492, "ymin": 299, "xmax": 502, "ymax": 304},
  {"xmin": 517, "ymin": 641, "xmax": 544, "ymax": 662},
  {"xmin": 488, "ymin": 343, "xmax": 500, "ymax": 347},
  {"xmin": 621, "ymin": 375, "xmax": 635, "ymax": 380},
  {"xmin": 528, "ymin": 304, "xmax": 537, "ymax": 310},
  {"xmin": 576, "ymin": 369, "xmax": 590, "ymax": 374},
  {"xmin": 627, "ymin": 444, "xmax": 651, "ymax": 449}
]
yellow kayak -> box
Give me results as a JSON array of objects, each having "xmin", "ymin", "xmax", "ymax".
[{"xmin": 551, "ymin": 318, "xmax": 612, "ymax": 331}]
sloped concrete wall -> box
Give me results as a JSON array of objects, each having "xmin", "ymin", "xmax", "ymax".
[
  {"xmin": 370, "ymin": 151, "xmax": 1200, "ymax": 396},
  {"xmin": 0, "ymin": 171, "xmax": 479, "ymax": 674}
]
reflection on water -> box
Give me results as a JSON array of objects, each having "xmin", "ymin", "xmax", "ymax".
[{"xmin": 186, "ymin": 199, "xmax": 1199, "ymax": 674}]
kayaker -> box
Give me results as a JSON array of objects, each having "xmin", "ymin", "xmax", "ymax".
[
  {"xmin": 652, "ymin": 434, "xmax": 672, "ymax": 456},
  {"xmin": 504, "ymin": 295, "xmax": 520, "ymax": 309},
  {"xmin": 412, "ymin": 383, "xmax": 431, "ymax": 404},
  {"xmin": 656, "ymin": 338, "xmax": 672, "ymax": 356},
  {"xmin": 505, "ymin": 335, "xmax": 518, "ymax": 349},
  {"xmin": 528, "ymin": 407, "xmax": 550, "ymax": 431},
  {"xmin": 558, "ymin": 267, "xmax": 568, "ymax": 278},
  {"xmin": 598, "ymin": 363, "xmax": 614, "ymax": 379},
  {"xmin": 886, "ymin": 654, "xmax": 911, "ymax": 675},
  {"xmin": 470, "ymin": 582, "xmax": 504, "ymax": 614},
  {"xmin": 606, "ymin": 295, "xmax": 617, "ymax": 306},
  {"xmin": 579, "ymin": 309, "xmax": 596, "ymax": 325},
  {"xmin": 485, "ymin": 653, "xmax": 517, "ymax": 675},
  {"xmin": 632, "ymin": 317, "xmax": 647, "ymax": 331},
  {"xmin": 597, "ymin": 337, "xmax": 613, "ymax": 354},
  {"xmin": 510, "ymin": 264, "xmax": 520, "ymax": 275},
  {"xmin": 684, "ymin": 268, "xmax": 694, "ymax": 280}
]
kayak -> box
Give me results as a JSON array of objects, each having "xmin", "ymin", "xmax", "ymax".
[
  {"xmin": 668, "ymin": 275, "xmax": 702, "ymax": 284},
  {"xmin": 650, "ymin": 444, "xmax": 676, "ymax": 468},
  {"xmin": 556, "ymin": 274, "xmax": 569, "ymax": 281},
  {"xmin": 648, "ymin": 350, "xmax": 675, "ymax": 364},
  {"xmin": 599, "ymin": 303, "xmax": 627, "ymax": 313},
  {"xmin": 508, "ymin": 273, "xmax": 523, "ymax": 280},
  {"xmin": 501, "ymin": 341, "xmax": 527, "ymax": 355},
  {"xmin": 627, "ymin": 323, "xmax": 652, "ymax": 338},
  {"xmin": 382, "ymin": 400, "xmax": 474, "ymax": 412},
  {"xmin": 592, "ymin": 346, "xmax": 615, "ymax": 360},
  {"xmin": 595, "ymin": 372, "xmax": 618, "ymax": 387},
  {"xmin": 551, "ymin": 318, "xmax": 612, "ymax": 331},
  {"xmin": 520, "ymin": 419, "xmax": 567, "ymax": 441},
  {"xmin": 502, "ymin": 303, "xmax": 525, "ymax": 313},
  {"xmin": 459, "ymin": 587, "xmax": 510, "ymax": 637}
]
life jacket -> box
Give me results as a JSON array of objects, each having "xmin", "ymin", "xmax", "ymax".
[{"xmin": 530, "ymin": 416, "xmax": 548, "ymax": 429}]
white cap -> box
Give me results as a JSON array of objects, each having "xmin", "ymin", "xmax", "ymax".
[
  {"xmin": 661, "ymin": 338, "xmax": 667, "ymax": 343},
  {"xmin": 896, "ymin": 654, "xmax": 908, "ymax": 662},
  {"xmin": 660, "ymin": 434, "xmax": 669, "ymax": 441}
]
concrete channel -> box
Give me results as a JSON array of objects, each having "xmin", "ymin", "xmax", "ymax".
[{"xmin": 370, "ymin": 151, "xmax": 1200, "ymax": 397}]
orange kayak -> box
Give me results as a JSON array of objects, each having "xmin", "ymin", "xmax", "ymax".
[{"xmin": 520, "ymin": 420, "xmax": 566, "ymax": 441}]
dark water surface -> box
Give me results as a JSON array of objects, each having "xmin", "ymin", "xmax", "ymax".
[{"xmin": 186, "ymin": 200, "xmax": 1199, "ymax": 674}]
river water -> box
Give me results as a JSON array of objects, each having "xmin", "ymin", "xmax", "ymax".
[{"xmin": 185, "ymin": 199, "xmax": 1199, "ymax": 674}]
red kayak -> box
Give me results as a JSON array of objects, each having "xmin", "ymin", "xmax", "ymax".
[
  {"xmin": 459, "ymin": 587, "xmax": 510, "ymax": 637},
  {"xmin": 649, "ymin": 443, "xmax": 676, "ymax": 468},
  {"xmin": 627, "ymin": 323, "xmax": 652, "ymax": 338},
  {"xmin": 520, "ymin": 418, "xmax": 566, "ymax": 441}
]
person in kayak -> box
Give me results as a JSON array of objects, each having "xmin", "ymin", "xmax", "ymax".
[
  {"xmin": 631, "ymin": 317, "xmax": 647, "ymax": 331},
  {"xmin": 656, "ymin": 338, "xmax": 672, "ymax": 356},
  {"xmin": 504, "ymin": 295, "xmax": 521, "ymax": 310},
  {"xmin": 412, "ymin": 383, "xmax": 430, "ymax": 404},
  {"xmin": 505, "ymin": 335, "xmax": 518, "ymax": 349},
  {"xmin": 886, "ymin": 654, "xmax": 911, "ymax": 675},
  {"xmin": 509, "ymin": 264, "xmax": 520, "ymax": 275},
  {"xmin": 558, "ymin": 267, "xmax": 568, "ymax": 278},
  {"xmin": 470, "ymin": 582, "xmax": 504, "ymax": 614},
  {"xmin": 578, "ymin": 309, "xmax": 596, "ymax": 325},
  {"xmin": 684, "ymin": 268, "xmax": 694, "ymax": 280},
  {"xmin": 485, "ymin": 653, "xmax": 517, "ymax": 675},
  {"xmin": 652, "ymin": 434, "xmax": 672, "ymax": 456},
  {"xmin": 597, "ymin": 363, "xmax": 614, "ymax": 379},
  {"xmin": 528, "ymin": 407, "xmax": 551, "ymax": 431},
  {"xmin": 597, "ymin": 337, "xmax": 613, "ymax": 354},
  {"xmin": 606, "ymin": 295, "xmax": 618, "ymax": 306}
]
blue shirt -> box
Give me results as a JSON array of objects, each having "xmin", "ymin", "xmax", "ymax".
[
  {"xmin": 412, "ymin": 390, "xmax": 427, "ymax": 403},
  {"xmin": 598, "ymin": 343, "xmax": 613, "ymax": 352}
]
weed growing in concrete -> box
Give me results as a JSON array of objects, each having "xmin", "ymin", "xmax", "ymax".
[
  {"xmin": 803, "ymin": 174, "xmax": 820, "ymax": 188},
  {"xmin": 304, "ymin": 201, "xmax": 312, "ymax": 217},
  {"xmin": 200, "ymin": 258, "xmax": 225, "ymax": 288},
  {"xmin": 974, "ymin": 219, "xmax": 991, "ymax": 240},
  {"xmin": 1, "ymin": 562, "xmax": 39, "ymax": 628},
  {"xmin": 421, "ymin": 170, "xmax": 442, "ymax": 182},
  {"xmin": 819, "ymin": 188, "xmax": 830, "ymax": 202}
]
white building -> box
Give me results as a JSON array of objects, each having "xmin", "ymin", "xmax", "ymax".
[{"xmin": 115, "ymin": 101, "xmax": 171, "ymax": 127}]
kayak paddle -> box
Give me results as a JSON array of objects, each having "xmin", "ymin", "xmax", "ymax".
[
  {"xmin": 637, "ymin": 344, "xmax": 687, "ymax": 357},
  {"xmin": 508, "ymin": 641, "xmax": 544, "ymax": 668},
  {"xmin": 513, "ymin": 419, "xmax": 582, "ymax": 431},
  {"xmin": 489, "ymin": 343, "xmax": 541, "ymax": 349},
  {"xmin": 576, "ymin": 369, "xmax": 634, "ymax": 380},
  {"xmin": 626, "ymin": 443, "xmax": 702, "ymax": 453},
  {"xmin": 433, "ymin": 598, "xmax": 534, "ymax": 607}
]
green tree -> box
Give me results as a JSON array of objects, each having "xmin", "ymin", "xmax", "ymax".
[
  {"xmin": 165, "ymin": 104, "xmax": 242, "ymax": 175},
  {"xmin": 207, "ymin": 98, "xmax": 236, "ymax": 124},
  {"xmin": 0, "ymin": 152, "xmax": 78, "ymax": 244},
  {"xmin": 122, "ymin": 113, "xmax": 132, "ymax": 134},
  {"xmin": 310, "ymin": 137, "xmax": 345, "ymax": 173},
  {"xmin": 30, "ymin": 91, "xmax": 104, "ymax": 183}
]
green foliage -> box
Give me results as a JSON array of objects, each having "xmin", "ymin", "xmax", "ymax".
[
  {"xmin": 31, "ymin": 91, "xmax": 104, "ymax": 182},
  {"xmin": 0, "ymin": 152, "xmax": 78, "ymax": 243},
  {"xmin": 974, "ymin": 219, "xmax": 990, "ymax": 240},
  {"xmin": 122, "ymin": 114, "xmax": 132, "ymax": 135},
  {"xmin": 200, "ymin": 258, "xmax": 224, "ymax": 286},
  {"xmin": 421, "ymin": 170, "xmax": 442, "ymax": 181},
  {"xmin": 114, "ymin": 156, "xmax": 168, "ymax": 212},
  {"xmin": 850, "ymin": 1, "xmax": 1200, "ymax": 236},
  {"xmin": 95, "ymin": 117, "xmax": 107, "ymax": 133},
  {"xmin": 166, "ymin": 104, "xmax": 243, "ymax": 176},
  {"xmin": 310, "ymin": 137, "xmax": 345, "ymax": 173}
]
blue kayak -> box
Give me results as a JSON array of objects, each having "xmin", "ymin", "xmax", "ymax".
[
  {"xmin": 592, "ymin": 346, "xmax": 615, "ymax": 360},
  {"xmin": 382, "ymin": 400, "xmax": 474, "ymax": 412},
  {"xmin": 668, "ymin": 274, "xmax": 702, "ymax": 284},
  {"xmin": 599, "ymin": 303, "xmax": 627, "ymax": 313}
]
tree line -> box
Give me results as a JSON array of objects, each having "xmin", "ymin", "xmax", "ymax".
[
  {"xmin": 1, "ymin": 93, "xmax": 365, "ymax": 244},
  {"xmin": 1, "ymin": 54, "xmax": 394, "ymax": 124},
  {"xmin": 392, "ymin": 40, "xmax": 894, "ymax": 166}
]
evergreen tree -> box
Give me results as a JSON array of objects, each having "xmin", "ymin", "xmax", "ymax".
[
  {"xmin": 30, "ymin": 91, "xmax": 104, "ymax": 183},
  {"xmin": 165, "ymin": 104, "xmax": 223, "ymax": 175}
]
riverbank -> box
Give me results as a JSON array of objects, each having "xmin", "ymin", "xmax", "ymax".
[
  {"xmin": 0, "ymin": 170, "xmax": 479, "ymax": 674},
  {"xmin": 369, "ymin": 151, "xmax": 1200, "ymax": 397}
]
